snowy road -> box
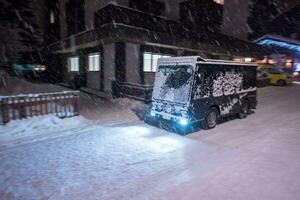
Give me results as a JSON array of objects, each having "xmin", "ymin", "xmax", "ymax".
[{"xmin": 1, "ymin": 85, "xmax": 300, "ymax": 200}]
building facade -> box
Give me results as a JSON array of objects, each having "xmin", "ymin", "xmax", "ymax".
[{"xmin": 45, "ymin": 0, "xmax": 264, "ymax": 101}]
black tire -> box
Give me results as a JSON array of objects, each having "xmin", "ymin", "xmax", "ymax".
[
  {"xmin": 238, "ymin": 100, "xmax": 250, "ymax": 119},
  {"xmin": 202, "ymin": 108, "xmax": 219, "ymax": 130},
  {"xmin": 277, "ymin": 79, "xmax": 286, "ymax": 86}
]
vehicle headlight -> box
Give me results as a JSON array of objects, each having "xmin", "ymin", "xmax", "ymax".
[
  {"xmin": 34, "ymin": 65, "xmax": 46, "ymax": 71},
  {"xmin": 179, "ymin": 118, "xmax": 189, "ymax": 126},
  {"xmin": 150, "ymin": 110, "xmax": 156, "ymax": 117}
]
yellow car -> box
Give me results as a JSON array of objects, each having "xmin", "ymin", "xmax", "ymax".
[{"xmin": 258, "ymin": 64, "xmax": 293, "ymax": 86}]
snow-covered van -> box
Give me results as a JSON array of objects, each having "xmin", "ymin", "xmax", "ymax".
[{"xmin": 150, "ymin": 56, "xmax": 257, "ymax": 130}]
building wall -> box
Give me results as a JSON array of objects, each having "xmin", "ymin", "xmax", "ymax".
[
  {"xmin": 59, "ymin": 0, "xmax": 68, "ymax": 39},
  {"xmin": 221, "ymin": 0, "xmax": 300, "ymax": 41},
  {"xmin": 84, "ymin": 0, "xmax": 129, "ymax": 30},
  {"xmin": 61, "ymin": 54, "xmax": 76, "ymax": 85},
  {"xmin": 157, "ymin": 0, "xmax": 181, "ymax": 20},
  {"xmin": 273, "ymin": 0, "xmax": 299, "ymax": 12},
  {"xmin": 103, "ymin": 43, "xmax": 116, "ymax": 93},
  {"xmin": 33, "ymin": 0, "xmax": 47, "ymax": 34},
  {"xmin": 82, "ymin": 47, "xmax": 103, "ymax": 90},
  {"xmin": 57, "ymin": 0, "xmax": 184, "ymax": 39},
  {"xmin": 86, "ymin": 71, "xmax": 101, "ymax": 90},
  {"xmin": 221, "ymin": 0, "xmax": 251, "ymax": 40},
  {"xmin": 125, "ymin": 43, "xmax": 141, "ymax": 84},
  {"xmin": 144, "ymin": 73, "xmax": 156, "ymax": 85}
]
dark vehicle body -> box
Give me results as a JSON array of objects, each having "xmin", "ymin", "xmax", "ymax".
[{"xmin": 150, "ymin": 57, "xmax": 257, "ymax": 130}]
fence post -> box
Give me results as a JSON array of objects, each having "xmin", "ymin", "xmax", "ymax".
[
  {"xmin": 0, "ymin": 98, "xmax": 4, "ymax": 125},
  {"xmin": 1, "ymin": 98, "xmax": 9, "ymax": 124},
  {"xmin": 73, "ymin": 92, "xmax": 79, "ymax": 116},
  {"xmin": 19, "ymin": 96, "xmax": 26, "ymax": 119}
]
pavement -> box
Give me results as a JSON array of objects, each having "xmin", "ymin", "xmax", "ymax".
[{"xmin": 1, "ymin": 85, "xmax": 300, "ymax": 200}]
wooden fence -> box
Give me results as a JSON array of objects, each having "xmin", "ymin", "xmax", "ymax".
[{"xmin": 0, "ymin": 91, "xmax": 79, "ymax": 125}]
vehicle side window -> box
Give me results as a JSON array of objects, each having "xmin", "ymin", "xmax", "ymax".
[
  {"xmin": 268, "ymin": 68, "xmax": 280, "ymax": 74},
  {"xmin": 193, "ymin": 65, "xmax": 211, "ymax": 98},
  {"xmin": 241, "ymin": 66, "xmax": 256, "ymax": 89}
]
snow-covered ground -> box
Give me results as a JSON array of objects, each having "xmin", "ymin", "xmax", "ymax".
[
  {"xmin": 1, "ymin": 85, "xmax": 300, "ymax": 200},
  {"xmin": 0, "ymin": 115, "xmax": 92, "ymax": 150},
  {"xmin": 0, "ymin": 74, "xmax": 144, "ymax": 125},
  {"xmin": 78, "ymin": 92, "xmax": 145, "ymax": 124}
]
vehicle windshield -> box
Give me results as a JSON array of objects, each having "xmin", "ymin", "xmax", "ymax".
[{"xmin": 152, "ymin": 65, "xmax": 194, "ymax": 104}]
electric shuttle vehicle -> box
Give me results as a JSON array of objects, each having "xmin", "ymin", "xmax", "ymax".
[{"xmin": 150, "ymin": 56, "xmax": 257, "ymax": 132}]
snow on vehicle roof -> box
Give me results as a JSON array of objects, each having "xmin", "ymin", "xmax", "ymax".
[
  {"xmin": 158, "ymin": 56, "xmax": 257, "ymax": 67},
  {"xmin": 158, "ymin": 56, "xmax": 205, "ymax": 66}
]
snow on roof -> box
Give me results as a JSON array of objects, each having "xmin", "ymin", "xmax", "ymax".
[
  {"xmin": 255, "ymin": 34, "xmax": 300, "ymax": 46},
  {"xmin": 255, "ymin": 35, "xmax": 300, "ymax": 54},
  {"xmin": 158, "ymin": 56, "xmax": 257, "ymax": 66},
  {"xmin": 158, "ymin": 56, "xmax": 204, "ymax": 65}
]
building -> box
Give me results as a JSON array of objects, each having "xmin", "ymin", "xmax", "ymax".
[
  {"xmin": 255, "ymin": 3, "xmax": 300, "ymax": 73},
  {"xmin": 180, "ymin": 0, "xmax": 224, "ymax": 33},
  {"xmin": 45, "ymin": 0, "xmax": 264, "ymax": 101},
  {"xmin": 221, "ymin": 0, "xmax": 251, "ymax": 40},
  {"xmin": 221, "ymin": 0, "xmax": 299, "ymax": 41}
]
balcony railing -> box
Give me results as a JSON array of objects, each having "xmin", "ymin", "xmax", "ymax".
[
  {"xmin": 47, "ymin": 3, "xmax": 265, "ymax": 57},
  {"xmin": 94, "ymin": 4, "xmax": 188, "ymax": 37}
]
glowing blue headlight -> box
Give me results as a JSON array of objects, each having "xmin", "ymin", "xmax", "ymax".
[
  {"xmin": 179, "ymin": 118, "xmax": 189, "ymax": 126},
  {"xmin": 150, "ymin": 111, "xmax": 156, "ymax": 117}
]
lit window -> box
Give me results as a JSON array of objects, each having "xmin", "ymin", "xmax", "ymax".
[
  {"xmin": 268, "ymin": 59, "xmax": 276, "ymax": 64},
  {"xmin": 285, "ymin": 59, "xmax": 293, "ymax": 68},
  {"xmin": 245, "ymin": 58, "xmax": 252, "ymax": 62},
  {"xmin": 68, "ymin": 57, "xmax": 79, "ymax": 72},
  {"xmin": 50, "ymin": 11, "xmax": 55, "ymax": 24},
  {"xmin": 143, "ymin": 52, "xmax": 171, "ymax": 72},
  {"xmin": 214, "ymin": 0, "xmax": 224, "ymax": 5},
  {"xmin": 143, "ymin": 53, "xmax": 152, "ymax": 72},
  {"xmin": 88, "ymin": 53, "xmax": 100, "ymax": 71}
]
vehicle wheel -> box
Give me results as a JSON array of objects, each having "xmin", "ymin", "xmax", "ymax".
[
  {"xmin": 238, "ymin": 100, "xmax": 249, "ymax": 119},
  {"xmin": 277, "ymin": 79, "xmax": 286, "ymax": 86},
  {"xmin": 203, "ymin": 108, "xmax": 218, "ymax": 129}
]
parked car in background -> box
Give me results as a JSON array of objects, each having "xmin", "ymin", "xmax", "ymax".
[
  {"xmin": 12, "ymin": 63, "xmax": 47, "ymax": 79},
  {"xmin": 258, "ymin": 64, "xmax": 292, "ymax": 86},
  {"xmin": 11, "ymin": 51, "xmax": 48, "ymax": 80}
]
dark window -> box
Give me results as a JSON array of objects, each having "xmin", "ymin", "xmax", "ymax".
[
  {"xmin": 240, "ymin": 66, "xmax": 256, "ymax": 89},
  {"xmin": 194, "ymin": 64, "xmax": 213, "ymax": 98}
]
